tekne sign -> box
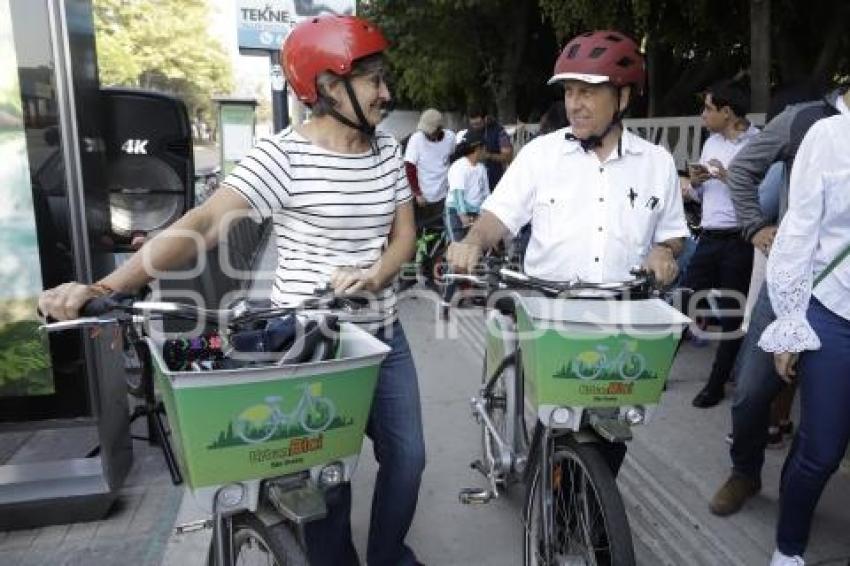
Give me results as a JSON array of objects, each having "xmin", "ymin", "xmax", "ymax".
[{"xmin": 236, "ymin": 1, "xmax": 356, "ymax": 52}]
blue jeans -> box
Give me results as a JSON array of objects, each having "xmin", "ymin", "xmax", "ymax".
[
  {"xmin": 305, "ymin": 322, "xmax": 426, "ymax": 566},
  {"xmin": 758, "ymin": 162, "xmax": 784, "ymax": 224},
  {"xmin": 442, "ymin": 208, "xmax": 468, "ymax": 304},
  {"xmin": 776, "ymin": 298, "xmax": 850, "ymax": 557},
  {"xmin": 730, "ymin": 283, "xmax": 784, "ymax": 478}
]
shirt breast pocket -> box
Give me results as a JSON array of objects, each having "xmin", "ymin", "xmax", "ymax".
[
  {"xmin": 624, "ymin": 194, "xmax": 662, "ymax": 251},
  {"xmin": 532, "ymin": 194, "xmax": 573, "ymax": 243}
]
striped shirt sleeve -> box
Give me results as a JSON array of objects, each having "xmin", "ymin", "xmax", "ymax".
[
  {"xmin": 223, "ymin": 137, "xmax": 291, "ymax": 222},
  {"xmin": 392, "ymin": 142, "xmax": 413, "ymax": 205}
]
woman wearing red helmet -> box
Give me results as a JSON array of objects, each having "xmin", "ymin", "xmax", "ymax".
[{"xmin": 39, "ymin": 15, "xmax": 424, "ymax": 566}]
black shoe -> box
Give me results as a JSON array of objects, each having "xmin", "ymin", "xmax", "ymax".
[{"xmin": 692, "ymin": 385, "xmax": 724, "ymax": 408}]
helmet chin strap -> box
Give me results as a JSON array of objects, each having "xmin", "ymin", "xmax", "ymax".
[
  {"xmin": 326, "ymin": 78, "xmax": 376, "ymax": 138},
  {"xmin": 565, "ymin": 86, "xmax": 626, "ymax": 151}
]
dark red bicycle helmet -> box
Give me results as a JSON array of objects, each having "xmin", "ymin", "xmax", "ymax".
[
  {"xmin": 548, "ymin": 30, "xmax": 645, "ymax": 94},
  {"xmin": 281, "ymin": 15, "xmax": 389, "ymax": 105}
]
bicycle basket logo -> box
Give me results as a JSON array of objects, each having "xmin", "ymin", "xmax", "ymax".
[
  {"xmin": 207, "ymin": 383, "xmax": 354, "ymax": 450},
  {"xmin": 554, "ymin": 339, "xmax": 649, "ymax": 382}
]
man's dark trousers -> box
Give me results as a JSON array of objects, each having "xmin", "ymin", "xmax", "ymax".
[{"xmin": 684, "ymin": 229, "xmax": 754, "ymax": 393}]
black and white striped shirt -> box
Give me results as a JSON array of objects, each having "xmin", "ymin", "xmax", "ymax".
[{"xmin": 224, "ymin": 127, "xmax": 412, "ymax": 325}]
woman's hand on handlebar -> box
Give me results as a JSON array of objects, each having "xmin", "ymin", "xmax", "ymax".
[
  {"xmin": 447, "ymin": 241, "xmax": 482, "ymax": 274},
  {"xmin": 330, "ymin": 266, "xmax": 377, "ymax": 296},
  {"xmin": 37, "ymin": 282, "xmax": 111, "ymax": 321}
]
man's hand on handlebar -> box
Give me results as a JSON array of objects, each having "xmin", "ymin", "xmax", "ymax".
[
  {"xmin": 643, "ymin": 246, "xmax": 679, "ymax": 287},
  {"xmin": 447, "ymin": 241, "xmax": 483, "ymax": 274},
  {"xmin": 38, "ymin": 282, "xmax": 111, "ymax": 321}
]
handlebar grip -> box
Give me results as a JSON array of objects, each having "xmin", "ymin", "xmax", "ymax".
[{"xmin": 79, "ymin": 292, "xmax": 135, "ymax": 317}]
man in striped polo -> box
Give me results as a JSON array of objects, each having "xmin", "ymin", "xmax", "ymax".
[{"xmin": 39, "ymin": 15, "xmax": 425, "ymax": 566}]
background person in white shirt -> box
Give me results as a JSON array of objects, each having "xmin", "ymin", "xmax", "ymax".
[
  {"xmin": 441, "ymin": 127, "xmax": 489, "ymax": 317},
  {"xmin": 683, "ymin": 80, "xmax": 761, "ymax": 409},
  {"xmin": 447, "ymin": 30, "xmax": 688, "ymax": 476},
  {"xmin": 757, "ymin": 104, "xmax": 850, "ymax": 566},
  {"xmin": 404, "ymin": 108, "xmax": 456, "ymax": 227}
]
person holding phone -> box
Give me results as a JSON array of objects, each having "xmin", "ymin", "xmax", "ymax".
[{"xmin": 681, "ymin": 80, "xmax": 760, "ymax": 409}]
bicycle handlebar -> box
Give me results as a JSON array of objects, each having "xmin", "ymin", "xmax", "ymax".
[
  {"xmin": 39, "ymin": 287, "xmax": 385, "ymax": 333},
  {"xmin": 443, "ymin": 259, "xmax": 657, "ymax": 298}
]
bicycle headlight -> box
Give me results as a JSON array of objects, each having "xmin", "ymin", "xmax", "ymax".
[
  {"xmin": 551, "ymin": 407, "xmax": 573, "ymax": 425},
  {"xmin": 623, "ymin": 406, "xmax": 645, "ymax": 426},
  {"xmin": 318, "ymin": 462, "xmax": 344, "ymax": 489},
  {"xmin": 216, "ymin": 482, "xmax": 246, "ymax": 508}
]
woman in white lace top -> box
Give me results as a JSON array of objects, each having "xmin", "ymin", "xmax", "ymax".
[{"xmin": 757, "ymin": 99, "xmax": 850, "ymax": 566}]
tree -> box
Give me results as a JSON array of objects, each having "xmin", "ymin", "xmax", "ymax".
[
  {"xmin": 364, "ymin": 0, "xmax": 558, "ymax": 123},
  {"xmin": 538, "ymin": 0, "xmax": 850, "ymax": 116},
  {"xmin": 93, "ymin": 0, "xmax": 233, "ymax": 123}
]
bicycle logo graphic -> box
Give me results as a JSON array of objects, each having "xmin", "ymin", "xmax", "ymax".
[
  {"xmin": 234, "ymin": 384, "xmax": 337, "ymax": 444},
  {"xmin": 569, "ymin": 339, "xmax": 647, "ymax": 381}
]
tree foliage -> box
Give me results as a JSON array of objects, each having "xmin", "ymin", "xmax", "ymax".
[
  {"xmin": 93, "ymin": 0, "xmax": 233, "ymax": 121},
  {"xmin": 536, "ymin": 0, "xmax": 848, "ymax": 115},
  {"xmin": 366, "ymin": 0, "xmax": 849, "ymax": 120},
  {"xmin": 364, "ymin": 0, "xmax": 558, "ymax": 122}
]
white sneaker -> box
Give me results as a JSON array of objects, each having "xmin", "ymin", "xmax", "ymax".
[{"xmin": 769, "ymin": 549, "xmax": 804, "ymax": 566}]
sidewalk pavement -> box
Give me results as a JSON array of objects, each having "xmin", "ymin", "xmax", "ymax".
[{"xmin": 2, "ymin": 295, "xmax": 849, "ymax": 565}]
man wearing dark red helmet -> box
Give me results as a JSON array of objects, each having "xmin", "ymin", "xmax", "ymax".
[
  {"xmin": 448, "ymin": 31, "xmax": 688, "ymax": 288},
  {"xmin": 39, "ymin": 15, "xmax": 424, "ymax": 566}
]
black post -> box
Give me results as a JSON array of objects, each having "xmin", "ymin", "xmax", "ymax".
[{"xmin": 270, "ymin": 51, "xmax": 289, "ymax": 133}]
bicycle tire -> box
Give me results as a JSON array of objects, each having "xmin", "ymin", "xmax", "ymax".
[
  {"xmin": 299, "ymin": 397, "xmax": 336, "ymax": 433},
  {"xmin": 618, "ymin": 353, "xmax": 646, "ymax": 381},
  {"xmin": 208, "ymin": 513, "xmax": 309, "ymax": 566},
  {"xmin": 523, "ymin": 437, "xmax": 635, "ymax": 566},
  {"xmin": 573, "ymin": 355, "xmax": 605, "ymax": 381},
  {"xmin": 234, "ymin": 416, "xmax": 277, "ymax": 444}
]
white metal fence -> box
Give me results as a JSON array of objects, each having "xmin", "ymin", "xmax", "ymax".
[{"xmin": 509, "ymin": 113, "xmax": 766, "ymax": 171}]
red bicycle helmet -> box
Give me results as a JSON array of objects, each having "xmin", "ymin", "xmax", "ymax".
[
  {"xmin": 281, "ymin": 15, "xmax": 389, "ymax": 104},
  {"xmin": 548, "ymin": 31, "xmax": 645, "ymax": 94}
]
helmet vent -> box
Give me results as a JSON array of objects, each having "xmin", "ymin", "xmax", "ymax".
[
  {"xmin": 566, "ymin": 44, "xmax": 580, "ymax": 58},
  {"xmin": 589, "ymin": 47, "xmax": 606, "ymax": 59},
  {"xmin": 616, "ymin": 56, "xmax": 634, "ymax": 68},
  {"xmin": 606, "ymin": 34, "xmax": 623, "ymax": 42}
]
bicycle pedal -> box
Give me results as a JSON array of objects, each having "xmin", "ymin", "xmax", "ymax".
[
  {"xmin": 458, "ymin": 487, "xmax": 494, "ymax": 505},
  {"xmin": 173, "ymin": 518, "xmax": 213, "ymax": 534}
]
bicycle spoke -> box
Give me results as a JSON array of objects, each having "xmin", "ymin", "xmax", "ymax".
[{"xmin": 528, "ymin": 446, "xmax": 617, "ymax": 566}]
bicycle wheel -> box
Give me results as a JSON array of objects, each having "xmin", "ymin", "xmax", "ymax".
[
  {"xmin": 208, "ymin": 513, "xmax": 308, "ymax": 566},
  {"xmin": 618, "ymin": 353, "xmax": 645, "ymax": 381},
  {"xmin": 523, "ymin": 437, "xmax": 635, "ymax": 566},
  {"xmin": 299, "ymin": 397, "xmax": 336, "ymax": 433},
  {"xmin": 234, "ymin": 413, "xmax": 277, "ymax": 444}
]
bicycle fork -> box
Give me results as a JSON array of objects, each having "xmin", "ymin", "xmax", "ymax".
[{"xmin": 459, "ymin": 353, "xmax": 518, "ymax": 505}]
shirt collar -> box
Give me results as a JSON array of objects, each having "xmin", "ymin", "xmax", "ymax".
[
  {"xmin": 724, "ymin": 124, "xmax": 760, "ymax": 144},
  {"xmin": 561, "ymin": 127, "xmax": 645, "ymax": 156},
  {"xmin": 837, "ymin": 93, "xmax": 850, "ymax": 116}
]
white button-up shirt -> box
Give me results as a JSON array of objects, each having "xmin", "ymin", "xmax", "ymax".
[
  {"xmin": 695, "ymin": 125, "xmax": 760, "ymax": 229},
  {"xmin": 482, "ymin": 128, "xmax": 688, "ymax": 283},
  {"xmin": 759, "ymin": 100, "xmax": 850, "ymax": 354}
]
